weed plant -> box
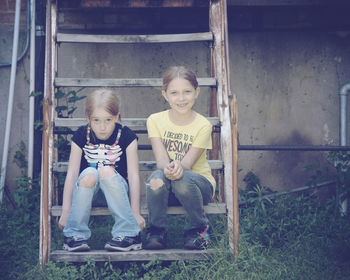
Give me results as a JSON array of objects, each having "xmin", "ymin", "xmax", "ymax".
[{"xmin": 0, "ymin": 176, "xmax": 40, "ymax": 280}]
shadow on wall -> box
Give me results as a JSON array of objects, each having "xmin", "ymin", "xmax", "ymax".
[{"xmin": 268, "ymin": 131, "xmax": 332, "ymax": 190}]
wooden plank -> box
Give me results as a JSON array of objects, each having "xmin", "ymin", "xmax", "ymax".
[
  {"xmin": 54, "ymin": 117, "xmax": 220, "ymax": 128},
  {"xmin": 138, "ymin": 160, "xmax": 223, "ymax": 171},
  {"xmin": 40, "ymin": 0, "xmax": 57, "ymax": 267},
  {"xmin": 50, "ymin": 249, "xmax": 217, "ymax": 262},
  {"xmin": 52, "ymin": 160, "xmax": 223, "ymax": 172},
  {"xmin": 210, "ymin": 0, "xmax": 235, "ymax": 253},
  {"xmin": 57, "ymin": 32, "xmax": 213, "ymax": 43},
  {"xmin": 79, "ymin": 0, "xmax": 210, "ymax": 8},
  {"xmin": 54, "ymin": 77, "xmax": 217, "ymax": 87},
  {"xmin": 51, "ymin": 202, "xmax": 226, "ymax": 216}
]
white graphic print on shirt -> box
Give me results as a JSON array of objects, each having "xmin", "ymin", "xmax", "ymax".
[{"xmin": 83, "ymin": 144, "xmax": 122, "ymax": 169}]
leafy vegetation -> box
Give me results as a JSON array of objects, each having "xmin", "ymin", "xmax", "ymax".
[{"xmin": 1, "ymin": 165, "xmax": 350, "ymax": 279}]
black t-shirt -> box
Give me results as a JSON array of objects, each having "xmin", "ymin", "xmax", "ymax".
[{"xmin": 72, "ymin": 123, "xmax": 137, "ymax": 181}]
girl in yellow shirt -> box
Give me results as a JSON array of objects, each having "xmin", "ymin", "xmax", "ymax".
[{"xmin": 144, "ymin": 66, "xmax": 215, "ymax": 250}]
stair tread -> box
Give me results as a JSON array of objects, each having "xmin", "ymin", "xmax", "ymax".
[
  {"xmin": 51, "ymin": 202, "xmax": 226, "ymax": 216},
  {"xmin": 50, "ymin": 248, "xmax": 218, "ymax": 262},
  {"xmin": 52, "ymin": 159, "xmax": 223, "ymax": 172},
  {"xmin": 54, "ymin": 77, "xmax": 217, "ymax": 87},
  {"xmin": 54, "ymin": 116, "xmax": 220, "ymax": 127},
  {"xmin": 57, "ymin": 32, "xmax": 213, "ymax": 43}
]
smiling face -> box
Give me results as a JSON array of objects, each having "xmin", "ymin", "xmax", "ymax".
[
  {"xmin": 88, "ymin": 108, "xmax": 119, "ymax": 140},
  {"xmin": 162, "ymin": 77, "xmax": 200, "ymax": 117}
]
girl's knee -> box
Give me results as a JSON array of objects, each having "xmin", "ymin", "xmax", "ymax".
[
  {"xmin": 98, "ymin": 166, "xmax": 115, "ymax": 178},
  {"xmin": 79, "ymin": 173, "xmax": 97, "ymax": 188},
  {"xmin": 147, "ymin": 170, "xmax": 166, "ymax": 190},
  {"xmin": 148, "ymin": 178, "xmax": 164, "ymax": 190}
]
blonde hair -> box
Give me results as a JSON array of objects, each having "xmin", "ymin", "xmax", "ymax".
[
  {"xmin": 162, "ymin": 66, "xmax": 198, "ymax": 91},
  {"xmin": 85, "ymin": 88, "xmax": 120, "ymax": 119}
]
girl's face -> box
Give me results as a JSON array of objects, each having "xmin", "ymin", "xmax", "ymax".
[
  {"xmin": 162, "ymin": 78, "xmax": 199, "ymax": 116},
  {"xmin": 88, "ymin": 108, "xmax": 119, "ymax": 140}
]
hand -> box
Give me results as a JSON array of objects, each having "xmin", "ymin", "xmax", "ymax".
[
  {"xmin": 58, "ymin": 215, "xmax": 67, "ymax": 230},
  {"xmin": 135, "ymin": 214, "xmax": 146, "ymax": 231},
  {"xmin": 58, "ymin": 209, "xmax": 70, "ymax": 230},
  {"xmin": 164, "ymin": 161, "xmax": 183, "ymax": 180}
]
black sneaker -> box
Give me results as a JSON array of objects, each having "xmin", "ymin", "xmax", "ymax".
[
  {"xmin": 143, "ymin": 226, "xmax": 167, "ymax": 250},
  {"xmin": 63, "ymin": 236, "xmax": 90, "ymax": 252},
  {"xmin": 184, "ymin": 225, "xmax": 210, "ymax": 250},
  {"xmin": 104, "ymin": 233, "xmax": 142, "ymax": 252}
]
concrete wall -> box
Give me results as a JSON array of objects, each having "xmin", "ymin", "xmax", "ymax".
[
  {"xmin": 0, "ymin": 0, "xmax": 30, "ymax": 194},
  {"xmin": 1, "ymin": 3, "xmax": 349, "ymax": 196},
  {"xmin": 233, "ymin": 30, "xmax": 349, "ymax": 190},
  {"xmin": 228, "ymin": 6, "xmax": 350, "ymax": 190}
]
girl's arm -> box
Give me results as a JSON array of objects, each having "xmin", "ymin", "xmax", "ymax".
[
  {"xmin": 149, "ymin": 137, "xmax": 171, "ymax": 170},
  {"xmin": 180, "ymin": 146, "xmax": 204, "ymax": 170},
  {"xmin": 149, "ymin": 137, "xmax": 176, "ymax": 180},
  {"xmin": 126, "ymin": 139, "xmax": 146, "ymax": 231},
  {"xmin": 58, "ymin": 142, "xmax": 82, "ymax": 229}
]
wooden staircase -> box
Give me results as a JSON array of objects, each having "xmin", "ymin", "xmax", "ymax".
[{"xmin": 40, "ymin": 0, "xmax": 238, "ymax": 265}]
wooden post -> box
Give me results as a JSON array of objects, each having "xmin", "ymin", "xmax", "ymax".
[
  {"xmin": 40, "ymin": 0, "xmax": 57, "ymax": 266},
  {"xmin": 39, "ymin": 0, "xmax": 51, "ymax": 266},
  {"xmin": 210, "ymin": 41, "xmax": 222, "ymax": 201},
  {"xmin": 210, "ymin": 0, "xmax": 235, "ymax": 251},
  {"xmin": 222, "ymin": 0, "xmax": 239, "ymax": 257}
]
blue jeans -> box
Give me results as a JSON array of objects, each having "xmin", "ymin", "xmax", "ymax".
[
  {"xmin": 146, "ymin": 170, "xmax": 213, "ymax": 229},
  {"xmin": 63, "ymin": 167, "xmax": 140, "ymax": 239}
]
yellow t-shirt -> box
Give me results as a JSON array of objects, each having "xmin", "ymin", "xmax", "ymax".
[{"xmin": 147, "ymin": 110, "xmax": 216, "ymax": 192}]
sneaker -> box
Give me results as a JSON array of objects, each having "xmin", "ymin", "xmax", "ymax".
[
  {"xmin": 104, "ymin": 233, "xmax": 142, "ymax": 252},
  {"xmin": 63, "ymin": 236, "xmax": 90, "ymax": 252},
  {"xmin": 184, "ymin": 225, "xmax": 210, "ymax": 250},
  {"xmin": 143, "ymin": 226, "xmax": 167, "ymax": 250}
]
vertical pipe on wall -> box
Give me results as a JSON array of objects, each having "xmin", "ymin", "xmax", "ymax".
[
  {"xmin": 340, "ymin": 83, "xmax": 350, "ymax": 146},
  {"xmin": 0, "ymin": 0, "xmax": 22, "ymax": 203},
  {"xmin": 0, "ymin": 0, "xmax": 30, "ymax": 68},
  {"xmin": 339, "ymin": 83, "xmax": 350, "ymax": 215}
]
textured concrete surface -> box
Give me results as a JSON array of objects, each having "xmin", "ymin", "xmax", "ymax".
[{"xmin": 1, "ymin": 5, "xmax": 349, "ymax": 194}]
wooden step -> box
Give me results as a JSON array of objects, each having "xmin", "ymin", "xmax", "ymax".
[
  {"xmin": 54, "ymin": 77, "xmax": 217, "ymax": 87},
  {"xmin": 52, "ymin": 160, "xmax": 223, "ymax": 172},
  {"xmin": 56, "ymin": 32, "xmax": 213, "ymax": 44},
  {"xmin": 50, "ymin": 248, "xmax": 217, "ymax": 262},
  {"xmin": 51, "ymin": 202, "xmax": 226, "ymax": 217},
  {"xmin": 54, "ymin": 117, "xmax": 220, "ymax": 128},
  {"xmin": 78, "ymin": 0, "xmax": 209, "ymax": 9}
]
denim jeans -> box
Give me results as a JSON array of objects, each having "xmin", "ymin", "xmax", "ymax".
[
  {"xmin": 63, "ymin": 167, "xmax": 140, "ymax": 239},
  {"xmin": 146, "ymin": 169, "xmax": 213, "ymax": 229}
]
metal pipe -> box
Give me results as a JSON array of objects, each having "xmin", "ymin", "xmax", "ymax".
[
  {"xmin": 339, "ymin": 83, "xmax": 350, "ymax": 215},
  {"xmin": 0, "ymin": 0, "xmax": 22, "ymax": 203},
  {"xmin": 340, "ymin": 83, "xmax": 350, "ymax": 146},
  {"xmin": 28, "ymin": 0, "xmax": 36, "ymax": 179},
  {"xmin": 0, "ymin": 0, "xmax": 30, "ymax": 68},
  {"xmin": 238, "ymin": 145, "xmax": 350, "ymax": 151}
]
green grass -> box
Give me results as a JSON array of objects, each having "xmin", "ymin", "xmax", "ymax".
[{"xmin": 1, "ymin": 180, "xmax": 350, "ymax": 280}]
